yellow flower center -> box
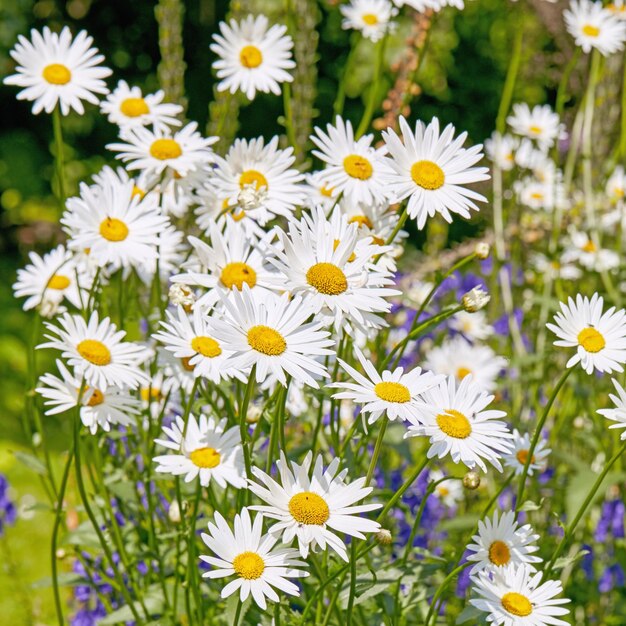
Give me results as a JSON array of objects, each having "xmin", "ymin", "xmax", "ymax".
[
  {"xmin": 501, "ymin": 592, "xmax": 533, "ymax": 617},
  {"xmin": 488, "ymin": 540, "xmax": 511, "ymax": 566},
  {"xmin": 437, "ymin": 486, "xmax": 450, "ymax": 497},
  {"xmin": 320, "ymin": 184, "xmax": 335, "ymax": 197},
  {"xmin": 362, "ymin": 13, "xmax": 379, "ymax": 25},
  {"xmin": 348, "ymin": 215, "xmax": 374, "ymax": 229},
  {"xmin": 436, "ymin": 409, "xmax": 472, "ymax": 439},
  {"xmin": 306, "ymin": 262, "xmax": 348, "ymax": 295},
  {"xmin": 47, "ymin": 274, "xmax": 71, "ymax": 290},
  {"xmin": 577, "ymin": 327, "xmax": 606, "ymax": 353},
  {"xmin": 343, "ymin": 155, "xmax": 373, "ymax": 180},
  {"xmin": 189, "ymin": 446, "xmax": 221, "ymax": 468},
  {"xmin": 582, "ymin": 240, "xmax": 596, "ymax": 253},
  {"xmin": 239, "ymin": 45, "xmax": 263, "ymax": 68},
  {"xmin": 516, "ymin": 449, "xmax": 536, "ymax": 465},
  {"xmin": 530, "ymin": 192, "xmax": 544, "ymax": 200},
  {"xmin": 220, "ymin": 262, "xmax": 257, "ymax": 290},
  {"xmin": 42, "ymin": 63, "xmax": 72, "ymax": 85},
  {"xmin": 149, "ymin": 138, "xmax": 183, "ymax": 160},
  {"xmin": 190, "ymin": 336, "xmax": 222, "ymax": 358},
  {"xmin": 233, "ymin": 551, "xmax": 265, "ymax": 579},
  {"xmin": 76, "ymin": 339, "xmax": 112, "ymax": 366},
  {"xmin": 132, "ymin": 185, "xmax": 146, "ymax": 199},
  {"xmin": 529, "ymin": 125, "xmax": 542, "ymax": 135},
  {"xmin": 374, "ymin": 381, "xmax": 411, "ymax": 403},
  {"xmin": 85, "ymin": 388, "xmax": 105, "ymax": 407},
  {"xmin": 247, "ymin": 325, "xmax": 287, "ymax": 356},
  {"xmin": 120, "ymin": 97, "xmax": 150, "ymax": 117},
  {"xmin": 180, "ymin": 356, "xmax": 195, "ymax": 371},
  {"xmin": 99, "ymin": 217, "xmax": 129, "ymax": 242},
  {"xmin": 239, "ymin": 169, "xmax": 268, "ymax": 190},
  {"xmin": 456, "ymin": 367, "xmax": 472, "ymax": 380},
  {"xmin": 288, "ymin": 491, "xmax": 330, "ymax": 525},
  {"xmin": 582, "ymin": 24, "xmax": 600, "ymax": 37},
  {"xmin": 140, "ymin": 387, "xmax": 162, "ymax": 402},
  {"xmin": 411, "ymin": 160, "xmax": 445, "ymax": 190}
]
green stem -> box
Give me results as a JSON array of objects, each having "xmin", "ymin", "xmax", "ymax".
[
  {"xmin": 516, "ymin": 368, "xmax": 572, "ymax": 508},
  {"xmin": 52, "ymin": 106, "xmax": 67, "ymax": 206},
  {"xmin": 423, "ymin": 563, "xmax": 470, "ymax": 626},
  {"xmin": 495, "ymin": 21, "xmax": 524, "ymax": 134},
  {"xmin": 366, "ymin": 419, "xmax": 388, "ymax": 486},
  {"xmin": 239, "ymin": 366, "xmax": 256, "ymax": 483},
  {"xmin": 356, "ymin": 34, "xmax": 388, "ymax": 138},
  {"xmin": 334, "ymin": 34, "xmax": 360, "ymax": 116},
  {"xmin": 282, "ymin": 82, "xmax": 298, "ymax": 152},
  {"xmin": 346, "ymin": 540, "xmax": 358, "ymax": 625},
  {"xmin": 544, "ymin": 439, "xmax": 626, "ymax": 577}
]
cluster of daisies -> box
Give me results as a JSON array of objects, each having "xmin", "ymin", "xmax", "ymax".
[{"xmin": 6, "ymin": 0, "xmax": 626, "ymax": 622}]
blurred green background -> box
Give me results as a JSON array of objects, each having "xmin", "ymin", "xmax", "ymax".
[{"xmin": 0, "ymin": 0, "xmax": 568, "ymax": 623}]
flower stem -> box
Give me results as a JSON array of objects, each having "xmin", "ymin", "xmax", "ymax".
[
  {"xmin": 52, "ymin": 106, "xmax": 67, "ymax": 207},
  {"xmin": 365, "ymin": 419, "xmax": 387, "ymax": 486},
  {"xmin": 356, "ymin": 34, "xmax": 388, "ymax": 139}
]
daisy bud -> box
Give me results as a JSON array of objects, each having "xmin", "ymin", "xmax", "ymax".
[
  {"xmin": 475, "ymin": 242, "xmax": 490, "ymax": 260},
  {"xmin": 462, "ymin": 286, "xmax": 490, "ymax": 312},
  {"xmin": 237, "ymin": 184, "xmax": 268, "ymax": 211},
  {"xmin": 55, "ymin": 548, "xmax": 67, "ymax": 560},
  {"xmin": 246, "ymin": 405, "xmax": 262, "ymax": 424},
  {"xmin": 463, "ymin": 470, "xmax": 481, "ymax": 490},
  {"xmin": 375, "ymin": 528, "xmax": 393, "ymax": 545},
  {"xmin": 169, "ymin": 284, "xmax": 195, "ymax": 309},
  {"xmin": 168, "ymin": 500, "xmax": 181, "ymax": 524},
  {"xmin": 32, "ymin": 432, "xmax": 42, "ymax": 448},
  {"xmin": 39, "ymin": 295, "xmax": 60, "ymax": 319}
]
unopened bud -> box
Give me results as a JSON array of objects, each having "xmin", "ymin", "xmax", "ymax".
[
  {"xmin": 375, "ymin": 529, "xmax": 393, "ymax": 545},
  {"xmin": 475, "ymin": 242, "xmax": 490, "ymax": 260},
  {"xmin": 462, "ymin": 286, "xmax": 490, "ymax": 312},
  {"xmin": 169, "ymin": 284, "xmax": 195, "ymax": 309},
  {"xmin": 168, "ymin": 500, "xmax": 181, "ymax": 524},
  {"xmin": 237, "ymin": 184, "xmax": 267, "ymax": 211},
  {"xmin": 32, "ymin": 432, "xmax": 42, "ymax": 448},
  {"xmin": 246, "ymin": 405, "xmax": 262, "ymax": 424},
  {"xmin": 463, "ymin": 471, "xmax": 481, "ymax": 490},
  {"xmin": 56, "ymin": 548, "xmax": 67, "ymax": 560}
]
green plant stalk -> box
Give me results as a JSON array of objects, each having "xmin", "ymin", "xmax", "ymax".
[
  {"xmin": 544, "ymin": 439, "xmax": 626, "ymax": 577},
  {"xmin": 239, "ymin": 365, "xmax": 257, "ymax": 488},
  {"xmin": 356, "ymin": 34, "xmax": 388, "ymax": 139},
  {"xmin": 621, "ymin": 47, "xmax": 626, "ymax": 163},
  {"xmin": 516, "ymin": 368, "xmax": 573, "ymax": 507},
  {"xmin": 345, "ymin": 540, "xmax": 358, "ymax": 626},
  {"xmin": 495, "ymin": 23, "xmax": 524, "ymax": 135},
  {"xmin": 423, "ymin": 563, "xmax": 471, "ymax": 626},
  {"xmin": 365, "ymin": 419, "xmax": 388, "ymax": 486},
  {"xmin": 282, "ymin": 82, "xmax": 298, "ymax": 151},
  {"xmin": 334, "ymin": 34, "xmax": 360, "ymax": 116},
  {"xmin": 52, "ymin": 106, "xmax": 67, "ymax": 206}
]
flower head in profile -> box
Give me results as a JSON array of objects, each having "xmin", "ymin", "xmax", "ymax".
[
  {"xmin": 503, "ymin": 429, "xmax": 551, "ymax": 476},
  {"xmin": 547, "ymin": 293, "xmax": 626, "ymax": 374},
  {"xmin": 507, "ymin": 103, "xmax": 566, "ymax": 150},
  {"xmin": 154, "ymin": 413, "xmax": 246, "ymax": 488},
  {"xmin": 404, "ymin": 375, "xmax": 514, "ymax": 472},
  {"xmin": 247, "ymin": 452, "xmax": 381, "ymax": 561},
  {"xmin": 4, "ymin": 26, "xmax": 111, "ymax": 115},
  {"xmin": 100, "ymin": 80, "xmax": 183, "ymax": 132},
  {"xmin": 470, "ymin": 564, "xmax": 570, "ymax": 626},
  {"xmin": 210, "ymin": 15, "xmax": 295, "ymax": 100},
  {"xmin": 382, "ymin": 116, "xmax": 489, "ymax": 230},
  {"xmin": 597, "ymin": 377, "xmax": 626, "ymax": 440},
  {"xmin": 38, "ymin": 311, "xmax": 149, "ymax": 391},
  {"xmin": 565, "ymin": 0, "xmax": 626, "ymax": 56},
  {"xmin": 466, "ymin": 511, "xmax": 542, "ymax": 575},
  {"xmin": 200, "ymin": 507, "xmax": 308, "ymax": 609},
  {"xmin": 332, "ymin": 346, "xmax": 443, "ymax": 423}
]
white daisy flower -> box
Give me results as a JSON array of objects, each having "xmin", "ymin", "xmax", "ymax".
[
  {"xmin": 311, "ymin": 116, "xmax": 391, "ymax": 205},
  {"xmin": 4, "ymin": 26, "xmax": 111, "ymax": 115},
  {"xmin": 210, "ymin": 136, "xmax": 305, "ymax": 224},
  {"xmin": 503, "ymin": 429, "xmax": 551, "ymax": 476},
  {"xmin": 561, "ymin": 229, "xmax": 619, "ymax": 272},
  {"xmin": 404, "ymin": 375, "xmax": 514, "ymax": 472},
  {"xmin": 153, "ymin": 306, "xmax": 243, "ymax": 383},
  {"xmin": 135, "ymin": 224, "xmax": 187, "ymax": 285},
  {"xmin": 507, "ymin": 103, "xmax": 565, "ymax": 151},
  {"xmin": 606, "ymin": 165, "xmax": 626, "ymax": 202},
  {"xmin": 565, "ymin": 0, "xmax": 626, "ymax": 55},
  {"xmin": 36, "ymin": 359, "xmax": 140, "ymax": 434},
  {"xmin": 514, "ymin": 138, "xmax": 554, "ymax": 173},
  {"xmin": 38, "ymin": 311, "xmax": 149, "ymax": 391},
  {"xmin": 200, "ymin": 507, "xmax": 308, "ymax": 610},
  {"xmin": 484, "ymin": 132, "xmax": 518, "ymax": 171},
  {"xmin": 449, "ymin": 310, "xmax": 494, "ymax": 341},
  {"xmin": 171, "ymin": 221, "xmax": 281, "ymax": 311},
  {"xmin": 107, "ymin": 122, "xmax": 217, "ymax": 178},
  {"xmin": 466, "ymin": 511, "xmax": 542, "ymax": 575},
  {"xmin": 382, "ymin": 116, "xmax": 489, "ymax": 229},
  {"xmin": 154, "ymin": 413, "xmax": 246, "ymax": 489},
  {"xmin": 63, "ymin": 174, "xmax": 169, "ymax": 271},
  {"xmin": 331, "ymin": 346, "xmax": 442, "ymax": 424},
  {"xmin": 100, "ymin": 79, "xmax": 183, "ymax": 132},
  {"xmin": 428, "ymin": 469, "xmax": 463, "ymax": 507},
  {"xmin": 597, "ymin": 377, "xmax": 626, "ymax": 440},
  {"xmin": 514, "ymin": 172, "xmax": 568, "ymax": 212},
  {"xmin": 529, "ymin": 252, "xmax": 582, "ymax": 281},
  {"xmin": 546, "ymin": 293, "xmax": 626, "ymax": 374},
  {"xmin": 210, "ymin": 286, "xmax": 334, "ymax": 389},
  {"xmin": 271, "ymin": 208, "xmax": 399, "ymax": 333},
  {"xmin": 210, "ymin": 15, "xmax": 295, "ymax": 100},
  {"xmin": 608, "ymin": 0, "xmax": 626, "ymax": 19},
  {"xmin": 423, "ymin": 336, "xmax": 507, "ymax": 392},
  {"xmin": 340, "ymin": 0, "xmax": 398, "ymax": 41},
  {"xmin": 248, "ymin": 452, "xmax": 381, "ymax": 561},
  {"xmin": 470, "ymin": 563, "xmax": 570, "ymax": 626},
  {"xmin": 13, "ymin": 245, "xmax": 85, "ymax": 313},
  {"xmin": 302, "ymin": 171, "xmax": 340, "ymax": 211}
]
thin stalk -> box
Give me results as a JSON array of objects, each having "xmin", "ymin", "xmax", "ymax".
[
  {"xmin": 52, "ymin": 107, "xmax": 67, "ymax": 206},
  {"xmin": 356, "ymin": 34, "xmax": 388, "ymax": 138},
  {"xmin": 516, "ymin": 368, "xmax": 572, "ymax": 508},
  {"xmin": 334, "ymin": 34, "xmax": 360, "ymax": 116},
  {"xmin": 423, "ymin": 563, "xmax": 471, "ymax": 626},
  {"xmin": 346, "ymin": 540, "xmax": 358, "ymax": 625},
  {"xmin": 239, "ymin": 366, "xmax": 257, "ymax": 483},
  {"xmin": 366, "ymin": 419, "xmax": 388, "ymax": 486}
]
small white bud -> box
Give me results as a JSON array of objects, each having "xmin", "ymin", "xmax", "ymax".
[
  {"xmin": 38, "ymin": 296, "xmax": 60, "ymax": 319},
  {"xmin": 168, "ymin": 500, "xmax": 181, "ymax": 524},
  {"xmin": 237, "ymin": 184, "xmax": 268, "ymax": 211},
  {"xmin": 462, "ymin": 286, "xmax": 490, "ymax": 312},
  {"xmin": 475, "ymin": 242, "xmax": 490, "ymax": 260},
  {"xmin": 169, "ymin": 284, "xmax": 195, "ymax": 308},
  {"xmin": 375, "ymin": 529, "xmax": 393, "ymax": 545}
]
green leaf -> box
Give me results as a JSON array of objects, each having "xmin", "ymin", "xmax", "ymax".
[
  {"xmin": 566, "ymin": 470, "xmax": 626, "ymax": 521},
  {"xmin": 13, "ymin": 450, "xmax": 47, "ymax": 475},
  {"xmin": 32, "ymin": 572, "xmax": 84, "ymax": 589},
  {"xmin": 518, "ymin": 498, "xmax": 544, "ymax": 512},
  {"xmin": 553, "ymin": 548, "xmax": 590, "ymax": 571},
  {"xmin": 456, "ymin": 604, "xmax": 486, "ymax": 624},
  {"xmin": 98, "ymin": 586, "xmax": 164, "ymax": 624}
]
